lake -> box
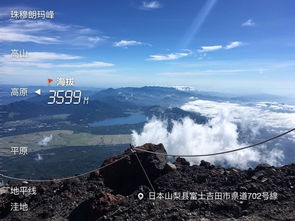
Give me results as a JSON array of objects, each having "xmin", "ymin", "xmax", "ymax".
[{"xmin": 89, "ymin": 112, "xmax": 147, "ymax": 127}]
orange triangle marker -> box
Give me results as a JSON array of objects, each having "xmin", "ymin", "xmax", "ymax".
[{"xmin": 48, "ymin": 78, "xmax": 53, "ymax": 85}]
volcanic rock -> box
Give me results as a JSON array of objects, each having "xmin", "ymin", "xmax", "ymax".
[
  {"xmin": 69, "ymin": 191, "xmax": 124, "ymax": 221},
  {"xmin": 164, "ymin": 162, "xmax": 177, "ymax": 172},
  {"xmin": 100, "ymin": 143, "xmax": 167, "ymax": 195},
  {"xmin": 1, "ymin": 144, "xmax": 295, "ymax": 221},
  {"xmin": 175, "ymin": 157, "xmax": 190, "ymax": 168},
  {"xmin": 255, "ymin": 163, "xmax": 272, "ymax": 171}
]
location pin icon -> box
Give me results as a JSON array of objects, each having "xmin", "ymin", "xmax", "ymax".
[{"xmin": 138, "ymin": 192, "xmax": 144, "ymax": 200}]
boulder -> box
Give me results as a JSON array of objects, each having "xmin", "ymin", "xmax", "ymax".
[
  {"xmin": 164, "ymin": 162, "xmax": 177, "ymax": 172},
  {"xmin": 200, "ymin": 160, "xmax": 211, "ymax": 168},
  {"xmin": 69, "ymin": 191, "xmax": 124, "ymax": 221},
  {"xmin": 88, "ymin": 170, "xmax": 100, "ymax": 180},
  {"xmin": 175, "ymin": 157, "xmax": 190, "ymax": 168},
  {"xmin": 100, "ymin": 143, "xmax": 167, "ymax": 195},
  {"xmin": 255, "ymin": 163, "xmax": 272, "ymax": 171}
]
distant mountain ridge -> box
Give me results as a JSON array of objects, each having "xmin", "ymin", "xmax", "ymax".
[{"xmin": 91, "ymin": 86, "xmax": 194, "ymax": 107}]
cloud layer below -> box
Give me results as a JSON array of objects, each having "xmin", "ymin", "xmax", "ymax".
[{"xmin": 132, "ymin": 100, "xmax": 295, "ymax": 168}]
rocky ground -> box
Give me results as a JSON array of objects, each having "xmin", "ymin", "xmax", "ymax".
[{"xmin": 0, "ymin": 143, "xmax": 294, "ymax": 221}]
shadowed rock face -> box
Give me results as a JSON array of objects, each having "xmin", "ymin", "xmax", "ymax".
[
  {"xmin": 1, "ymin": 143, "xmax": 295, "ymax": 221},
  {"xmin": 69, "ymin": 190, "xmax": 124, "ymax": 221},
  {"xmin": 100, "ymin": 143, "xmax": 167, "ymax": 195}
]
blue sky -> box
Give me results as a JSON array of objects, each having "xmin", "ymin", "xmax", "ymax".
[{"xmin": 0, "ymin": 0, "xmax": 294, "ymax": 96}]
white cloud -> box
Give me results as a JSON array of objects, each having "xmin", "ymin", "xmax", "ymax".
[
  {"xmin": 70, "ymin": 69, "xmax": 116, "ymax": 75},
  {"xmin": 5, "ymin": 62, "xmax": 54, "ymax": 68},
  {"xmin": 0, "ymin": 29, "xmax": 60, "ymax": 44},
  {"xmin": 0, "ymin": 20, "xmax": 68, "ymax": 44},
  {"xmin": 0, "ymin": 52, "xmax": 114, "ymax": 70},
  {"xmin": 242, "ymin": 19, "xmax": 255, "ymax": 27},
  {"xmin": 148, "ymin": 50, "xmax": 192, "ymax": 61},
  {"xmin": 58, "ymin": 61, "xmax": 114, "ymax": 68},
  {"xmin": 198, "ymin": 45, "xmax": 222, "ymax": 53},
  {"xmin": 181, "ymin": 100, "xmax": 295, "ymax": 133},
  {"xmin": 16, "ymin": 52, "xmax": 80, "ymax": 61},
  {"xmin": 69, "ymin": 35, "xmax": 106, "ymax": 47},
  {"xmin": 132, "ymin": 117, "xmax": 284, "ymax": 169},
  {"xmin": 38, "ymin": 135, "xmax": 53, "ymax": 146},
  {"xmin": 31, "ymin": 52, "xmax": 81, "ymax": 60},
  {"xmin": 132, "ymin": 99, "xmax": 295, "ymax": 168},
  {"xmin": 141, "ymin": 1, "xmax": 161, "ymax": 9},
  {"xmin": 0, "ymin": 52, "xmax": 81, "ymax": 63},
  {"xmin": 88, "ymin": 36, "xmax": 104, "ymax": 43},
  {"xmin": 198, "ymin": 41, "xmax": 243, "ymax": 53},
  {"xmin": 0, "ymin": 65, "xmax": 116, "ymax": 86},
  {"xmin": 158, "ymin": 69, "xmax": 250, "ymax": 76},
  {"xmin": 113, "ymin": 40, "xmax": 143, "ymax": 47},
  {"xmin": 225, "ymin": 41, "xmax": 243, "ymax": 49},
  {"xmin": 11, "ymin": 20, "xmax": 70, "ymax": 31},
  {"xmin": 0, "ymin": 20, "xmax": 106, "ymax": 47}
]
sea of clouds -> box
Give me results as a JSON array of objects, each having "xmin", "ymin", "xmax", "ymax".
[{"xmin": 132, "ymin": 100, "xmax": 295, "ymax": 168}]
